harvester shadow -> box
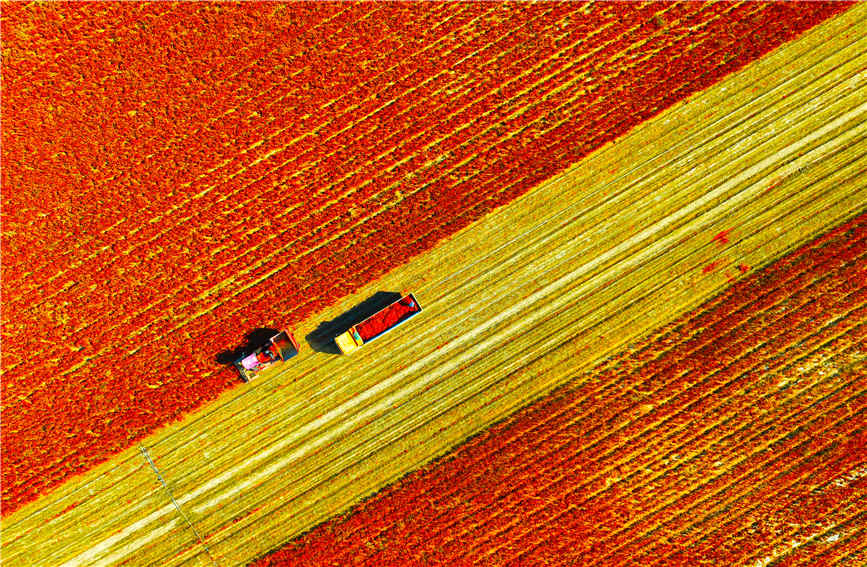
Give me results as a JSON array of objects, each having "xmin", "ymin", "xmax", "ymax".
[
  {"xmin": 215, "ymin": 327, "xmax": 282, "ymax": 366},
  {"xmin": 306, "ymin": 291, "xmax": 402, "ymax": 354}
]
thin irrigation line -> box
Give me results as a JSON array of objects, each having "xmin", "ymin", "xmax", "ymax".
[{"xmin": 139, "ymin": 445, "xmax": 220, "ymax": 567}]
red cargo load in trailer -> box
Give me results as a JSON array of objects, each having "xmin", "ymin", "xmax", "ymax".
[{"xmin": 335, "ymin": 294, "xmax": 422, "ymax": 354}]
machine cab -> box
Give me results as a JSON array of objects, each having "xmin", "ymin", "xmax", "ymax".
[{"xmin": 234, "ymin": 330, "xmax": 299, "ymax": 382}]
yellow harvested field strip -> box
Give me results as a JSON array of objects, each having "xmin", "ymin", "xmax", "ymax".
[{"xmin": 3, "ymin": 6, "xmax": 865, "ymax": 566}]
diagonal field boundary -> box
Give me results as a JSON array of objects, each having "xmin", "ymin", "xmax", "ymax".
[{"xmin": 2, "ymin": 5, "xmax": 866, "ymax": 566}]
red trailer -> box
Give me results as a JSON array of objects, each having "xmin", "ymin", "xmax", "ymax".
[{"xmin": 335, "ymin": 294, "xmax": 422, "ymax": 354}]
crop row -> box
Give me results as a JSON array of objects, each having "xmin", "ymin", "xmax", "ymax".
[
  {"xmin": 252, "ymin": 213, "xmax": 866, "ymax": 566},
  {"xmin": 1, "ymin": 2, "xmax": 391, "ymax": 260},
  {"xmin": 2, "ymin": 2, "xmax": 537, "ymax": 290},
  {"xmin": 0, "ymin": 2, "xmax": 851, "ymax": 515},
  {"xmin": 2, "ymin": 1, "xmax": 679, "ymax": 330}
]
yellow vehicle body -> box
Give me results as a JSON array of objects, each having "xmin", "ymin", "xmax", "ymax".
[{"xmin": 335, "ymin": 328, "xmax": 362, "ymax": 354}]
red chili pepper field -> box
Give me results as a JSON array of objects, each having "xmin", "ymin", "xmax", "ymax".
[{"xmin": 0, "ymin": 0, "xmax": 853, "ymax": 521}]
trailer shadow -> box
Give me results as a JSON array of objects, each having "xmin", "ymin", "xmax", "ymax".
[
  {"xmin": 306, "ymin": 291, "xmax": 403, "ymax": 354},
  {"xmin": 215, "ymin": 327, "xmax": 282, "ymax": 366}
]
